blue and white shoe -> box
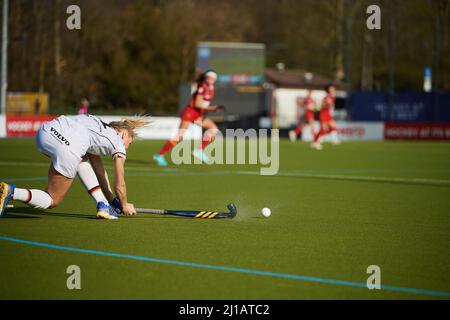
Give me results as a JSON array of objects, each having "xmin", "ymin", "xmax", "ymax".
[
  {"xmin": 0, "ymin": 182, "xmax": 15, "ymax": 217},
  {"xmin": 192, "ymin": 149, "xmax": 209, "ymax": 163},
  {"xmin": 153, "ymin": 154, "xmax": 168, "ymax": 167},
  {"xmin": 96, "ymin": 201, "xmax": 118, "ymax": 220}
]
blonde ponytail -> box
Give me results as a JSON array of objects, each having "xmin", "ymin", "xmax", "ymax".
[{"xmin": 109, "ymin": 116, "xmax": 152, "ymax": 138}]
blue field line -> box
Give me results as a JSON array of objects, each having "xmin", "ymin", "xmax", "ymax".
[{"xmin": 0, "ymin": 236, "xmax": 449, "ymax": 298}]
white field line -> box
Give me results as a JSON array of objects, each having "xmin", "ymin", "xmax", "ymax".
[
  {"xmin": 1, "ymin": 160, "xmax": 450, "ymax": 186},
  {"xmin": 275, "ymin": 172, "xmax": 450, "ymax": 186},
  {"xmin": 124, "ymin": 170, "xmax": 450, "ymax": 186}
]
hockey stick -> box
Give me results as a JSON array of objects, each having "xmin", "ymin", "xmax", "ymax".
[
  {"xmin": 136, "ymin": 203, "xmax": 237, "ymax": 219},
  {"xmin": 6, "ymin": 204, "xmax": 238, "ymax": 219}
]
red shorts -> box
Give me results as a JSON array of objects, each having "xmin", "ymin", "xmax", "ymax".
[
  {"xmin": 319, "ymin": 109, "xmax": 333, "ymax": 123},
  {"xmin": 305, "ymin": 109, "xmax": 315, "ymax": 122},
  {"xmin": 181, "ymin": 107, "xmax": 203, "ymax": 122}
]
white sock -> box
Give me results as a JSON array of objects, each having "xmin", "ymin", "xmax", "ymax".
[
  {"xmin": 13, "ymin": 188, "xmax": 53, "ymax": 209},
  {"xmin": 77, "ymin": 161, "xmax": 108, "ymax": 204},
  {"xmin": 13, "ymin": 188, "xmax": 30, "ymax": 202}
]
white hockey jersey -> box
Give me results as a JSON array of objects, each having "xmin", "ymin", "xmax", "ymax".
[{"xmin": 42, "ymin": 114, "xmax": 127, "ymax": 160}]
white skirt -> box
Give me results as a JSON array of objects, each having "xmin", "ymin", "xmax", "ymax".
[{"xmin": 35, "ymin": 120, "xmax": 84, "ymax": 179}]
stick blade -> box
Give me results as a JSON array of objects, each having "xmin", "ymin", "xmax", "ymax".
[
  {"xmin": 211, "ymin": 203, "xmax": 237, "ymax": 219},
  {"xmin": 227, "ymin": 203, "xmax": 237, "ymax": 218}
]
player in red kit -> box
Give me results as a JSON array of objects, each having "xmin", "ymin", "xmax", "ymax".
[
  {"xmin": 289, "ymin": 90, "xmax": 317, "ymax": 142},
  {"xmin": 153, "ymin": 70, "xmax": 223, "ymax": 166},
  {"xmin": 311, "ymin": 84, "xmax": 340, "ymax": 150}
]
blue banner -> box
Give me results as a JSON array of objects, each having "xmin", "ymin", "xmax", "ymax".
[{"xmin": 349, "ymin": 92, "xmax": 450, "ymax": 122}]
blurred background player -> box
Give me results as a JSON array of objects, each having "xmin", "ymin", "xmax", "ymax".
[
  {"xmin": 289, "ymin": 90, "xmax": 317, "ymax": 142},
  {"xmin": 153, "ymin": 70, "xmax": 223, "ymax": 166},
  {"xmin": 78, "ymin": 98, "xmax": 90, "ymax": 115},
  {"xmin": 311, "ymin": 84, "xmax": 340, "ymax": 150},
  {"xmin": 0, "ymin": 115, "xmax": 151, "ymax": 219}
]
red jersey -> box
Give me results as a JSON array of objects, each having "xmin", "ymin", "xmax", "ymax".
[
  {"xmin": 321, "ymin": 93, "xmax": 335, "ymax": 111},
  {"xmin": 304, "ymin": 97, "xmax": 316, "ymax": 110},
  {"xmin": 188, "ymin": 83, "xmax": 215, "ymax": 110},
  {"xmin": 181, "ymin": 82, "xmax": 215, "ymax": 122},
  {"xmin": 319, "ymin": 93, "xmax": 335, "ymax": 122},
  {"xmin": 296, "ymin": 96, "xmax": 316, "ymax": 122}
]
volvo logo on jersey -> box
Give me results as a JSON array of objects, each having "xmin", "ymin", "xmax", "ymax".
[{"xmin": 50, "ymin": 127, "xmax": 71, "ymax": 146}]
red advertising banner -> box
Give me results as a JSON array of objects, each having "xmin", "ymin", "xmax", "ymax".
[
  {"xmin": 384, "ymin": 123, "xmax": 450, "ymax": 140},
  {"xmin": 302, "ymin": 121, "xmax": 384, "ymax": 141},
  {"xmin": 6, "ymin": 115, "xmax": 58, "ymax": 137}
]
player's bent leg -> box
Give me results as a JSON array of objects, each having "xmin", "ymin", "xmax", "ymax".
[
  {"xmin": 45, "ymin": 165, "xmax": 73, "ymax": 208},
  {"xmin": 76, "ymin": 159, "xmax": 118, "ymax": 219},
  {"xmin": 289, "ymin": 124, "xmax": 303, "ymax": 142},
  {"xmin": 318, "ymin": 122, "xmax": 330, "ymax": 143},
  {"xmin": 154, "ymin": 120, "xmax": 191, "ymax": 166},
  {"xmin": 0, "ymin": 167, "xmax": 58, "ymax": 215},
  {"xmin": 312, "ymin": 122, "xmax": 327, "ymax": 149},
  {"xmin": 201, "ymin": 118, "xmax": 219, "ymax": 138},
  {"xmin": 195, "ymin": 118, "xmax": 218, "ymax": 163},
  {"xmin": 329, "ymin": 120, "xmax": 341, "ymax": 145},
  {"xmin": 308, "ymin": 120, "xmax": 317, "ymax": 137},
  {"xmin": 78, "ymin": 158, "xmax": 109, "ymax": 205},
  {"xmin": 2, "ymin": 128, "xmax": 70, "ymax": 213},
  {"xmin": 200, "ymin": 118, "xmax": 218, "ymax": 149}
]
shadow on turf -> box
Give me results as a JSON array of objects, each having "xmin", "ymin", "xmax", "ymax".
[
  {"xmin": 2, "ymin": 213, "xmax": 40, "ymax": 219},
  {"xmin": 5, "ymin": 207, "xmax": 190, "ymax": 220},
  {"xmin": 6, "ymin": 207, "xmax": 95, "ymax": 219}
]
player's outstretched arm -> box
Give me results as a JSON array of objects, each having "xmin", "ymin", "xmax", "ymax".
[
  {"xmin": 113, "ymin": 156, "xmax": 136, "ymax": 216},
  {"xmin": 205, "ymin": 105, "xmax": 224, "ymax": 112},
  {"xmin": 87, "ymin": 153, "xmax": 115, "ymax": 202}
]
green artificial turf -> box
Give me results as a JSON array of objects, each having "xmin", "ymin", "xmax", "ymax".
[{"xmin": 0, "ymin": 138, "xmax": 449, "ymax": 299}]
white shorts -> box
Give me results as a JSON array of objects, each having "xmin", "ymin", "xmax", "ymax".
[{"xmin": 35, "ymin": 126, "xmax": 82, "ymax": 179}]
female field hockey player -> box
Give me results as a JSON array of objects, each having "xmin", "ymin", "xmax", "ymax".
[
  {"xmin": 153, "ymin": 70, "xmax": 223, "ymax": 166},
  {"xmin": 289, "ymin": 90, "xmax": 318, "ymax": 142},
  {"xmin": 311, "ymin": 84, "xmax": 340, "ymax": 150},
  {"xmin": 0, "ymin": 114, "xmax": 150, "ymax": 219}
]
